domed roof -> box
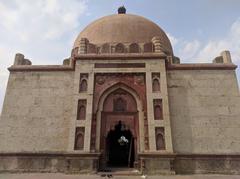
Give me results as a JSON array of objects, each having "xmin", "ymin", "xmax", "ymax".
[{"xmin": 74, "ymin": 12, "xmax": 173, "ymax": 54}]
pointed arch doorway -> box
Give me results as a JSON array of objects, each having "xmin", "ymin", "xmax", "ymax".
[
  {"xmin": 98, "ymin": 86, "xmax": 141, "ymax": 169},
  {"xmin": 106, "ymin": 121, "xmax": 135, "ymax": 167}
]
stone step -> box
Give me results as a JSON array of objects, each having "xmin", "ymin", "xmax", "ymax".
[{"xmin": 98, "ymin": 168, "xmax": 141, "ymax": 176}]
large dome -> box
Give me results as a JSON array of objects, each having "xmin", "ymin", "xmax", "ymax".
[{"xmin": 73, "ymin": 12, "xmax": 173, "ymax": 54}]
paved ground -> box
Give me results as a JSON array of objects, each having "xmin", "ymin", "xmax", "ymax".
[{"xmin": 0, "ymin": 174, "xmax": 240, "ymax": 179}]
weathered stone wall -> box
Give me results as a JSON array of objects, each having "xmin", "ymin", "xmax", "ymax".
[
  {"xmin": 0, "ymin": 153, "xmax": 99, "ymax": 173},
  {"xmin": 168, "ymin": 70, "xmax": 240, "ymax": 154},
  {"xmin": 0, "ymin": 71, "xmax": 74, "ymax": 152},
  {"xmin": 174, "ymin": 155, "xmax": 240, "ymax": 174}
]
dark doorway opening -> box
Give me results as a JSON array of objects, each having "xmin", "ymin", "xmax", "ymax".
[{"xmin": 106, "ymin": 121, "xmax": 135, "ymax": 167}]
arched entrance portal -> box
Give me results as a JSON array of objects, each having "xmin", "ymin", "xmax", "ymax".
[
  {"xmin": 107, "ymin": 121, "xmax": 135, "ymax": 167},
  {"xmin": 98, "ymin": 86, "xmax": 141, "ymax": 169}
]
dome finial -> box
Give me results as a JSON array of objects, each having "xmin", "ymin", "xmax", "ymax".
[{"xmin": 118, "ymin": 6, "xmax": 126, "ymax": 14}]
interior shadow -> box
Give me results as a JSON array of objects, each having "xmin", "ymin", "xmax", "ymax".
[{"xmin": 106, "ymin": 121, "xmax": 134, "ymax": 168}]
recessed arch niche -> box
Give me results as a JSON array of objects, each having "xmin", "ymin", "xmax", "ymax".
[
  {"xmin": 115, "ymin": 43, "xmax": 125, "ymax": 53},
  {"xmin": 93, "ymin": 83, "xmax": 145, "ymax": 168}
]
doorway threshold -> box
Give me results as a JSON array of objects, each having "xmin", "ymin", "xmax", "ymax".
[{"xmin": 98, "ymin": 167, "xmax": 141, "ymax": 176}]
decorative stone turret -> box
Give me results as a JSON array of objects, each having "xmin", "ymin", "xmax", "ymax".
[
  {"xmin": 13, "ymin": 53, "xmax": 32, "ymax": 65},
  {"xmin": 79, "ymin": 38, "xmax": 89, "ymax": 54},
  {"xmin": 171, "ymin": 56, "xmax": 181, "ymax": 64},
  {"xmin": 63, "ymin": 58, "xmax": 71, "ymax": 66},
  {"xmin": 167, "ymin": 56, "xmax": 180, "ymax": 64},
  {"xmin": 221, "ymin": 50, "xmax": 232, "ymax": 63},
  {"xmin": 152, "ymin": 36, "xmax": 166, "ymax": 55},
  {"xmin": 213, "ymin": 50, "xmax": 232, "ymax": 64},
  {"xmin": 213, "ymin": 56, "xmax": 224, "ymax": 63}
]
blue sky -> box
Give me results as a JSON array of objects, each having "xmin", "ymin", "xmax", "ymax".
[{"xmin": 0, "ymin": 0, "xmax": 240, "ymax": 112}]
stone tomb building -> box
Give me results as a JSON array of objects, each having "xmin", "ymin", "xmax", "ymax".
[{"xmin": 0, "ymin": 7, "xmax": 240, "ymax": 174}]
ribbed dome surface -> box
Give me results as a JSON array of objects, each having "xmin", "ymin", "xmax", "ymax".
[{"xmin": 74, "ymin": 13, "xmax": 173, "ymax": 54}]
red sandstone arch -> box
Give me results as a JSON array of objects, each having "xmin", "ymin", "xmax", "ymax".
[
  {"xmin": 93, "ymin": 83, "xmax": 143, "ymax": 168},
  {"xmin": 101, "ymin": 88, "xmax": 138, "ymax": 137},
  {"xmin": 94, "ymin": 82, "xmax": 144, "ymax": 115},
  {"xmin": 90, "ymin": 78, "xmax": 149, "ymax": 166}
]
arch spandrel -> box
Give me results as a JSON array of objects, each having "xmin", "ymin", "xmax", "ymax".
[
  {"xmin": 93, "ymin": 79, "xmax": 146, "ymax": 114},
  {"xmin": 97, "ymin": 83, "xmax": 143, "ymax": 113}
]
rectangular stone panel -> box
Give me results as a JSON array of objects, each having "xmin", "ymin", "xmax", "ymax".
[
  {"xmin": 155, "ymin": 127, "xmax": 165, "ymax": 150},
  {"xmin": 94, "ymin": 63, "xmax": 145, "ymax": 68},
  {"xmin": 153, "ymin": 99, "xmax": 163, "ymax": 120},
  {"xmin": 74, "ymin": 127, "xmax": 85, "ymax": 150},
  {"xmin": 79, "ymin": 73, "xmax": 88, "ymax": 92},
  {"xmin": 77, "ymin": 99, "xmax": 87, "ymax": 120}
]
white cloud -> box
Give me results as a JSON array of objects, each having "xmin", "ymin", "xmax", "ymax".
[
  {"xmin": 196, "ymin": 19, "xmax": 240, "ymax": 63},
  {"xmin": 179, "ymin": 40, "xmax": 201, "ymax": 61},
  {"xmin": 0, "ymin": 0, "xmax": 87, "ymax": 42},
  {"xmin": 167, "ymin": 17, "xmax": 240, "ymax": 86},
  {"xmin": 169, "ymin": 18, "xmax": 240, "ymax": 64},
  {"xmin": 166, "ymin": 33, "xmax": 179, "ymax": 47},
  {"xmin": 0, "ymin": 0, "xmax": 87, "ymax": 112}
]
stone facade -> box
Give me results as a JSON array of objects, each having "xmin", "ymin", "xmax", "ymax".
[
  {"xmin": 167, "ymin": 69, "xmax": 240, "ymax": 174},
  {"xmin": 0, "ymin": 8, "xmax": 239, "ymax": 175},
  {"xmin": 0, "ymin": 71, "xmax": 74, "ymax": 152},
  {"xmin": 168, "ymin": 70, "xmax": 240, "ymax": 154}
]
